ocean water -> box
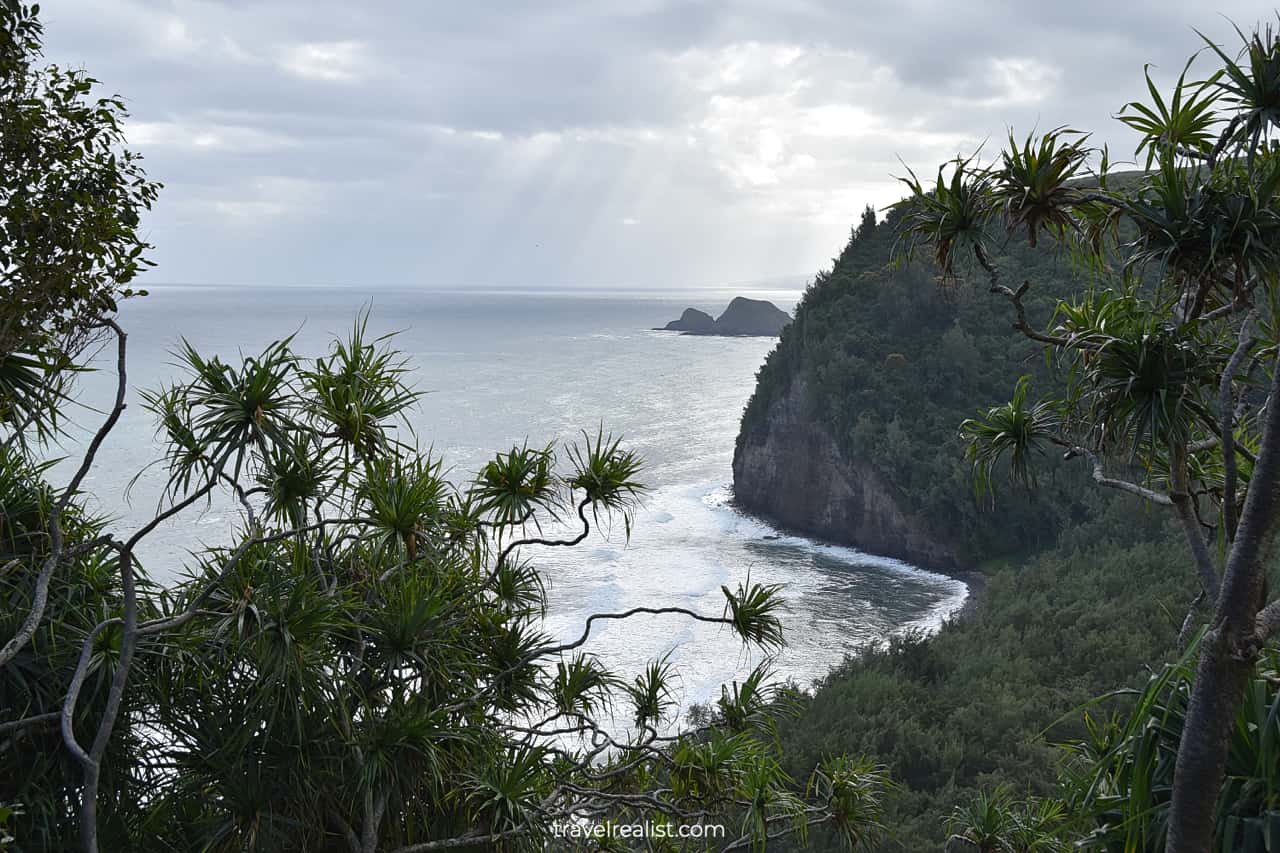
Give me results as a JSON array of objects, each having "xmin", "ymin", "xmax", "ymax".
[{"xmin": 52, "ymin": 285, "xmax": 966, "ymax": 719}]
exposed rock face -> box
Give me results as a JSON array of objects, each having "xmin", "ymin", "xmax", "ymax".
[
  {"xmin": 655, "ymin": 297, "xmax": 791, "ymax": 337},
  {"xmin": 732, "ymin": 378, "xmax": 959, "ymax": 568},
  {"xmin": 710, "ymin": 297, "xmax": 791, "ymax": 336},
  {"xmin": 659, "ymin": 307, "xmax": 716, "ymax": 333}
]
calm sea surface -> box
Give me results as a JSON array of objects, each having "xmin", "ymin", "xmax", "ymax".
[{"xmin": 53, "ymin": 285, "xmax": 966, "ymax": 718}]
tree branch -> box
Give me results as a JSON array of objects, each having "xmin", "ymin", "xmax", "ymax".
[
  {"xmin": 972, "ymin": 244, "xmax": 1072, "ymax": 347},
  {"xmin": 1061, "ymin": 445, "xmax": 1173, "ymax": 506},
  {"xmin": 390, "ymin": 827, "xmax": 529, "ymax": 853},
  {"xmin": 1221, "ymin": 311, "xmax": 1258, "ymax": 541},
  {"xmin": 0, "ymin": 320, "xmax": 127, "ymax": 668},
  {"xmin": 527, "ymin": 606, "xmax": 735, "ymax": 663},
  {"xmin": 1169, "ymin": 445, "xmax": 1221, "ymax": 602},
  {"xmin": 79, "ymin": 544, "xmax": 137, "ymax": 853}
]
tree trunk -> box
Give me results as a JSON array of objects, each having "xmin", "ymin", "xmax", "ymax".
[{"xmin": 1166, "ymin": 362, "xmax": 1280, "ymax": 853}]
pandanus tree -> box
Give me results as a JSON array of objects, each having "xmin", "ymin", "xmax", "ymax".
[
  {"xmin": 1, "ymin": 320, "xmax": 893, "ymax": 853},
  {"xmin": 893, "ymin": 18, "xmax": 1280, "ymax": 853}
]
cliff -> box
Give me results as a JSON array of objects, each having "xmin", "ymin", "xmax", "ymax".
[
  {"xmin": 733, "ymin": 377, "xmax": 958, "ymax": 567},
  {"xmin": 732, "ymin": 206, "xmax": 1095, "ymax": 566}
]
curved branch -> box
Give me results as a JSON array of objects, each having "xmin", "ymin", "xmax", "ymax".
[
  {"xmin": 972, "ymin": 244, "xmax": 1072, "ymax": 348},
  {"xmin": 528, "ymin": 606, "xmax": 734, "ymax": 663},
  {"xmin": 485, "ymin": 496, "xmax": 592, "ymax": 587},
  {"xmin": 0, "ymin": 320, "xmax": 127, "ymax": 668},
  {"xmin": 1061, "ymin": 445, "xmax": 1173, "ymax": 506}
]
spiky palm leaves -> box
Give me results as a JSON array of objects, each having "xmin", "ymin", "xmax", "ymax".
[
  {"xmin": 892, "ymin": 155, "xmax": 995, "ymax": 279},
  {"xmin": 1201, "ymin": 18, "xmax": 1280, "ymax": 154},
  {"xmin": 0, "ymin": 350, "xmax": 74, "ymax": 447},
  {"xmin": 946, "ymin": 786, "xmax": 1071, "ymax": 853},
  {"xmin": 895, "ymin": 25, "xmax": 1280, "ymax": 526},
  {"xmin": 3, "ymin": 319, "xmax": 884, "ymax": 852},
  {"xmin": 994, "ymin": 130, "xmax": 1092, "ymax": 249},
  {"xmin": 1119, "ymin": 60, "xmax": 1222, "ymax": 169},
  {"xmin": 961, "ymin": 375, "xmax": 1058, "ymax": 499},
  {"xmin": 894, "ymin": 17, "xmax": 1280, "ymax": 853},
  {"xmin": 1061, "ymin": 646, "xmax": 1280, "ymax": 852}
]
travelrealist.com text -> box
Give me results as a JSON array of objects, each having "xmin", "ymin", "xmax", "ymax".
[{"xmin": 549, "ymin": 820, "xmax": 727, "ymax": 841}]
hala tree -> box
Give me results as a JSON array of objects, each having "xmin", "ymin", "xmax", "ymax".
[
  {"xmin": 0, "ymin": 316, "xmax": 890, "ymax": 853},
  {"xmin": 893, "ymin": 18, "xmax": 1280, "ymax": 853}
]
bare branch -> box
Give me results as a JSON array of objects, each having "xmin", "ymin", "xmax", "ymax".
[
  {"xmin": 528, "ymin": 606, "xmax": 735, "ymax": 663},
  {"xmin": 79, "ymin": 545, "xmax": 138, "ymax": 853},
  {"xmin": 1061, "ymin": 446, "xmax": 1173, "ymax": 506},
  {"xmin": 390, "ymin": 827, "xmax": 528, "ymax": 853},
  {"xmin": 486, "ymin": 496, "xmax": 592, "ymax": 587},
  {"xmin": 0, "ymin": 710, "xmax": 58, "ymax": 737},
  {"xmin": 0, "ymin": 320, "xmax": 127, "ymax": 668},
  {"xmin": 1178, "ymin": 591, "xmax": 1207, "ymax": 649},
  {"xmin": 972, "ymin": 244, "xmax": 1072, "ymax": 348},
  {"xmin": 1169, "ymin": 445, "xmax": 1222, "ymax": 602}
]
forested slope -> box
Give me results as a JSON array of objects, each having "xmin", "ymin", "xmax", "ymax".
[
  {"xmin": 733, "ymin": 206, "xmax": 1194, "ymax": 849},
  {"xmin": 734, "ymin": 205, "xmax": 1108, "ymax": 566}
]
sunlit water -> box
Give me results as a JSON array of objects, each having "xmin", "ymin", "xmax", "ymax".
[{"xmin": 52, "ymin": 285, "xmax": 966, "ymax": 722}]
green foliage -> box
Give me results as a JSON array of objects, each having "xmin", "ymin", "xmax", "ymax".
[
  {"xmin": 738, "ymin": 200, "xmax": 1101, "ymax": 562},
  {"xmin": 1062, "ymin": 643, "xmax": 1280, "ymax": 852},
  {"xmin": 993, "ymin": 129, "xmax": 1092, "ymax": 249},
  {"xmin": 961, "ymin": 376, "xmax": 1058, "ymax": 499},
  {"xmin": 0, "ymin": 0, "xmax": 158, "ymax": 415},
  {"xmin": 0, "ymin": 318, "xmax": 887, "ymax": 852},
  {"xmin": 626, "ymin": 652, "xmax": 677, "ymax": 729},
  {"xmin": 946, "ymin": 786, "xmax": 1072, "ymax": 853},
  {"xmin": 773, "ymin": 509, "xmax": 1189, "ymax": 851},
  {"xmin": 892, "ymin": 156, "xmax": 993, "ymax": 278},
  {"xmin": 1118, "ymin": 60, "xmax": 1221, "ymax": 170}
]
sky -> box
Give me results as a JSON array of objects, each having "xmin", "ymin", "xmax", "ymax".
[{"xmin": 40, "ymin": 1, "xmax": 1271, "ymax": 290}]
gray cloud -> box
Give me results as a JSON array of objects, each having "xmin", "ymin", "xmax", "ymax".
[{"xmin": 39, "ymin": 0, "xmax": 1268, "ymax": 288}]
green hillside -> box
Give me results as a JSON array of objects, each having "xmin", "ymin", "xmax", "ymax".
[{"xmin": 735, "ymin": 206, "xmax": 1195, "ymax": 850}]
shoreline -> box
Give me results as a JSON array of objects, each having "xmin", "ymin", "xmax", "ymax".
[
  {"xmin": 726, "ymin": 495, "xmax": 982, "ymax": 627},
  {"xmin": 948, "ymin": 569, "xmax": 986, "ymax": 623}
]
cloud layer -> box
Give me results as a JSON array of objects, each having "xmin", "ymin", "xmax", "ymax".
[{"xmin": 43, "ymin": 1, "xmax": 1265, "ymax": 289}]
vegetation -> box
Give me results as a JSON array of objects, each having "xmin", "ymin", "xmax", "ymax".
[
  {"xmin": 759, "ymin": 14, "xmax": 1280, "ymax": 853},
  {"xmin": 9, "ymin": 1, "xmax": 1280, "ymax": 851},
  {"xmin": 775, "ymin": 510, "xmax": 1188, "ymax": 851},
  {"xmin": 5, "ymin": 317, "xmax": 889, "ymax": 853},
  {"xmin": 0, "ymin": 0, "xmax": 158, "ymax": 445},
  {"xmin": 738, "ymin": 201, "xmax": 1107, "ymax": 565},
  {"xmin": 892, "ymin": 19, "xmax": 1280, "ymax": 852}
]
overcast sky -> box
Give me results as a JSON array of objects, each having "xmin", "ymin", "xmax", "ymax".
[{"xmin": 40, "ymin": 1, "xmax": 1268, "ymax": 289}]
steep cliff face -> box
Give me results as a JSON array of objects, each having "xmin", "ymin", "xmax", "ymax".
[
  {"xmin": 730, "ymin": 205, "xmax": 1093, "ymax": 567},
  {"xmin": 733, "ymin": 378, "xmax": 959, "ymax": 568}
]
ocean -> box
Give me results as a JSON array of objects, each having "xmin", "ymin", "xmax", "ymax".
[{"xmin": 52, "ymin": 285, "xmax": 966, "ymax": 719}]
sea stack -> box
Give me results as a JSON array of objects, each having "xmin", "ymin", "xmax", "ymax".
[
  {"xmin": 659, "ymin": 307, "xmax": 717, "ymax": 333},
  {"xmin": 655, "ymin": 297, "xmax": 791, "ymax": 337}
]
